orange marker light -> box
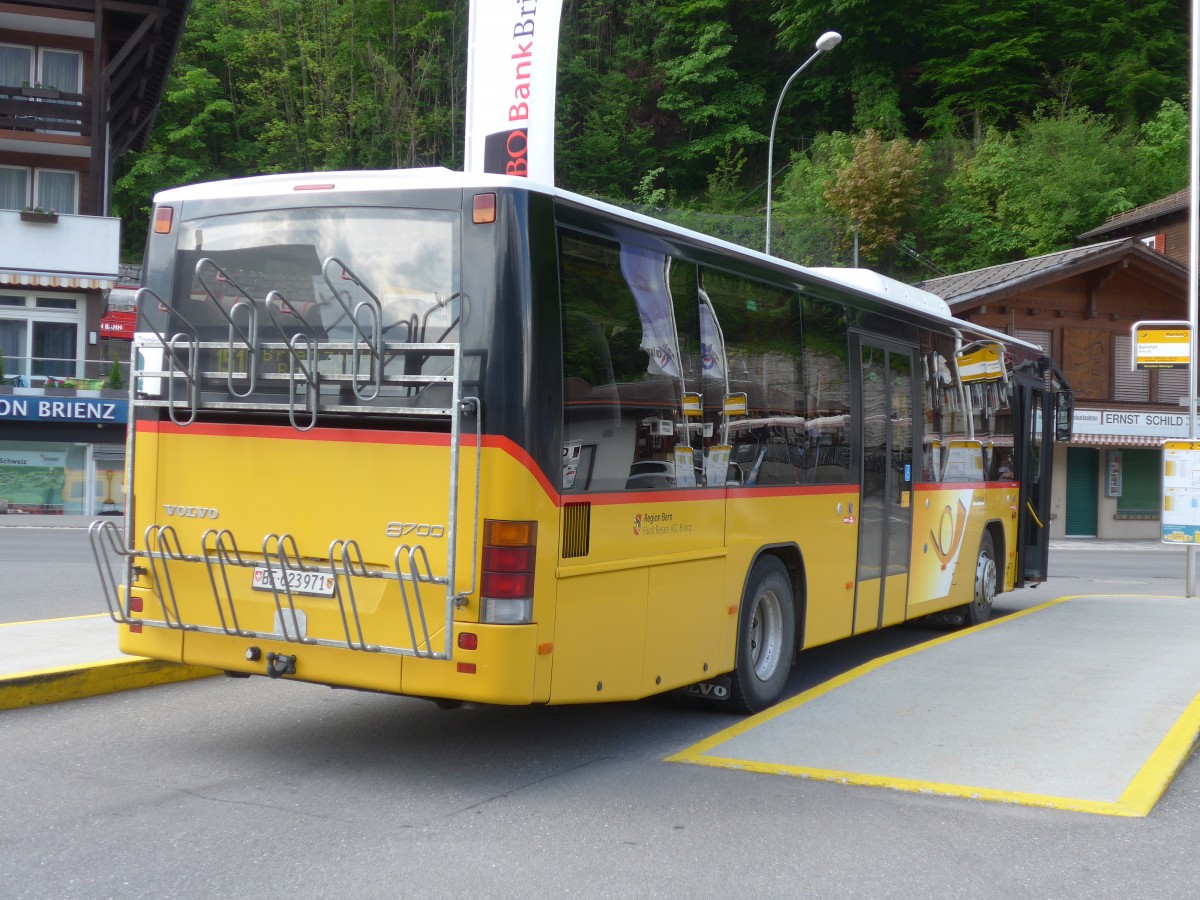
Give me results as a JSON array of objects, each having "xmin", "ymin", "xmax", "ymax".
[
  {"xmin": 152, "ymin": 206, "xmax": 174, "ymax": 234},
  {"xmin": 473, "ymin": 192, "xmax": 497, "ymax": 224},
  {"xmin": 485, "ymin": 519, "xmax": 536, "ymax": 547}
]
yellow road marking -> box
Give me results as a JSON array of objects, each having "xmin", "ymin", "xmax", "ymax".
[
  {"xmin": 667, "ymin": 594, "xmax": 1200, "ymax": 817},
  {"xmin": 0, "ymin": 613, "xmax": 108, "ymax": 628},
  {"xmin": 0, "ymin": 657, "xmax": 219, "ymax": 710}
]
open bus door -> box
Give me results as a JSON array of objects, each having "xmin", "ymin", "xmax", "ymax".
[{"xmin": 1014, "ymin": 359, "xmax": 1070, "ymax": 585}]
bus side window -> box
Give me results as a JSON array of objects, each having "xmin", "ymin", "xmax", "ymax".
[{"xmin": 558, "ymin": 229, "xmax": 688, "ymax": 493}]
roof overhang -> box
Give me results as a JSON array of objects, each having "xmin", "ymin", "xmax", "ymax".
[
  {"xmin": 0, "ymin": 270, "xmax": 114, "ymax": 289},
  {"xmin": 941, "ymin": 240, "xmax": 1188, "ymax": 315}
]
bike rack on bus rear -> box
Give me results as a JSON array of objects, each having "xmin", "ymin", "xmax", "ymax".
[
  {"xmin": 93, "ymin": 261, "xmax": 481, "ymax": 661},
  {"xmin": 90, "ymin": 519, "xmax": 467, "ymax": 659}
]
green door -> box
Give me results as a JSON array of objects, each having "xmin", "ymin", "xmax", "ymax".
[{"xmin": 1065, "ymin": 447, "xmax": 1098, "ymax": 536}]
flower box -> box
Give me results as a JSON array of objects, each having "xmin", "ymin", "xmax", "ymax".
[{"xmin": 19, "ymin": 210, "xmax": 58, "ymax": 223}]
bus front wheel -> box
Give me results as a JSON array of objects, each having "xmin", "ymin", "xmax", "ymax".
[{"xmin": 729, "ymin": 556, "xmax": 796, "ymax": 713}]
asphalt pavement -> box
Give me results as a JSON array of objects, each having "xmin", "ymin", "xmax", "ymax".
[{"xmin": 3, "ymin": 514, "xmax": 1200, "ymax": 817}]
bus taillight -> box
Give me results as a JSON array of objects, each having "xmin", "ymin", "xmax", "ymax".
[{"xmin": 480, "ymin": 519, "xmax": 536, "ymax": 624}]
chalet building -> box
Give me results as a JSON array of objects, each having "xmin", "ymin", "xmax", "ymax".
[
  {"xmin": 919, "ymin": 235, "xmax": 1189, "ymax": 540},
  {"xmin": 0, "ymin": 0, "xmax": 186, "ymax": 514},
  {"xmin": 1077, "ymin": 188, "xmax": 1189, "ymax": 265}
]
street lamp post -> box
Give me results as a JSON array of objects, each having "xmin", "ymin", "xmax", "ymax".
[{"xmin": 765, "ymin": 30, "xmax": 841, "ymax": 256}]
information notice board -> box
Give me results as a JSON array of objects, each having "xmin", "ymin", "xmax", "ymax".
[{"xmin": 1161, "ymin": 440, "xmax": 1200, "ymax": 543}]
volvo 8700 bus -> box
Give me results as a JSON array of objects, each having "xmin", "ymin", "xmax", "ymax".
[{"xmin": 91, "ymin": 169, "xmax": 1070, "ymax": 712}]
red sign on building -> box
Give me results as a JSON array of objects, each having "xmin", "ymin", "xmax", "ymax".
[{"xmin": 98, "ymin": 309, "xmax": 136, "ymax": 340}]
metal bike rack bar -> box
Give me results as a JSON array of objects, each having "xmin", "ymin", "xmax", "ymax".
[
  {"xmin": 134, "ymin": 288, "xmax": 201, "ymax": 426},
  {"xmin": 195, "ymin": 258, "xmax": 259, "ymax": 399},
  {"xmin": 90, "ymin": 521, "xmax": 466, "ymax": 660},
  {"xmin": 264, "ymin": 289, "xmax": 320, "ymax": 431},
  {"xmin": 322, "ymin": 256, "xmax": 383, "ymax": 401}
]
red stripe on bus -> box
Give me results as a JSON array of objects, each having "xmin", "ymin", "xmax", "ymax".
[
  {"xmin": 578, "ymin": 483, "xmax": 855, "ymax": 506},
  {"xmin": 913, "ymin": 481, "xmax": 1017, "ymax": 491},
  {"xmin": 136, "ymin": 420, "xmax": 450, "ymax": 446},
  {"xmin": 725, "ymin": 484, "xmax": 851, "ymax": 500},
  {"xmin": 136, "ymin": 420, "xmax": 560, "ymax": 501}
]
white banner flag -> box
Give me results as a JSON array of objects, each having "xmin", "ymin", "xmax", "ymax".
[
  {"xmin": 620, "ymin": 244, "xmax": 681, "ymax": 379},
  {"xmin": 465, "ymin": 0, "xmax": 564, "ymax": 185},
  {"xmin": 698, "ymin": 287, "xmax": 726, "ymax": 381}
]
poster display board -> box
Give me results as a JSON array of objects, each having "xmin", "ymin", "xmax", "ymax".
[{"xmin": 1161, "ymin": 440, "xmax": 1200, "ymax": 543}]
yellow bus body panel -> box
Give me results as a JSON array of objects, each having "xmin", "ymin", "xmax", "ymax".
[
  {"xmin": 552, "ymin": 492, "xmax": 727, "ymax": 702},
  {"xmin": 128, "ymin": 422, "xmax": 1024, "ymax": 705},
  {"xmin": 129, "ymin": 422, "xmax": 557, "ymax": 703},
  {"xmin": 908, "ymin": 483, "xmax": 1019, "ymax": 618},
  {"xmin": 726, "ymin": 488, "xmax": 860, "ymax": 650}
]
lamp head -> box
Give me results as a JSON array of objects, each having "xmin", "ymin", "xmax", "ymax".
[{"xmin": 815, "ymin": 31, "xmax": 842, "ymax": 52}]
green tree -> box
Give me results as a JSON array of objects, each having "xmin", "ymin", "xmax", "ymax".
[
  {"xmin": 112, "ymin": 64, "xmax": 236, "ymax": 255},
  {"xmin": 765, "ymin": 131, "xmax": 855, "ymax": 265},
  {"xmin": 824, "ymin": 130, "xmax": 925, "ymax": 262},
  {"xmin": 1131, "ymin": 98, "xmax": 1188, "ymax": 204},
  {"xmin": 653, "ymin": 2, "xmax": 765, "ymax": 164},
  {"xmin": 919, "ymin": 0, "xmax": 1046, "ymax": 143},
  {"xmin": 930, "ymin": 109, "xmax": 1134, "ymax": 270},
  {"xmin": 1050, "ymin": 0, "xmax": 1188, "ymax": 125}
]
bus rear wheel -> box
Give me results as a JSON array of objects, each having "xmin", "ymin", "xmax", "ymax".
[
  {"xmin": 963, "ymin": 531, "xmax": 997, "ymax": 627},
  {"xmin": 729, "ymin": 556, "xmax": 796, "ymax": 713}
]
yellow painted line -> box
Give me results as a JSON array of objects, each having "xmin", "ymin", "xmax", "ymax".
[
  {"xmin": 0, "ymin": 613, "xmax": 108, "ymax": 627},
  {"xmin": 0, "ymin": 658, "xmax": 220, "ymax": 711},
  {"xmin": 1116, "ymin": 685, "xmax": 1200, "ymax": 816},
  {"xmin": 667, "ymin": 594, "xmax": 1200, "ymax": 817}
]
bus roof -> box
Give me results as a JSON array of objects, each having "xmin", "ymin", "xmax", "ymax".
[{"xmin": 153, "ymin": 168, "xmax": 1040, "ymax": 353}]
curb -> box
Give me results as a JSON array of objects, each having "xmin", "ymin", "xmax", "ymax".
[{"xmin": 0, "ymin": 658, "xmax": 220, "ymax": 711}]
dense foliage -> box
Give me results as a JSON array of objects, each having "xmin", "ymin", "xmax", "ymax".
[{"xmin": 114, "ymin": 0, "xmax": 1189, "ymax": 279}]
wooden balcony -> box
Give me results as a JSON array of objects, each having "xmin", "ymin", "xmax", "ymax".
[{"xmin": 0, "ymin": 85, "xmax": 90, "ymax": 138}]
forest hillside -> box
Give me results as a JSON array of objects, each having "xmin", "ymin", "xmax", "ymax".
[{"xmin": 114, "ymin": 0, "xmax": 1191, "ymax": 280}]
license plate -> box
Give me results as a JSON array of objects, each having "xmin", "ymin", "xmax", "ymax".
[{"xmin": 251, "ymin": 566, "xmax": 335, "ymax": 597}]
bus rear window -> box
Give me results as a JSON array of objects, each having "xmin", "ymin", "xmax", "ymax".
[{"xmin": 146, "ymin": 206, "xmax": 463, "ymax": 410}]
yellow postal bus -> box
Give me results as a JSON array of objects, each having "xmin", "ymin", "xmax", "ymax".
[{"xmin": 92, "ymin": 169, "xmax": 1070, "ymax": 712}]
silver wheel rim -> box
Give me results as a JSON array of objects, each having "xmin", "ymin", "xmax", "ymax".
[
  {"xmin": 974, "ymin": 550, "xmax": 996, "ymax": 615},
  {"xmin": 749, "ymin": 588, "xmax": 785, "ymax": 681}
]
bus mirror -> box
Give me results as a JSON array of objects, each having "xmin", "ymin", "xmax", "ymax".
[{"xmin": 1054, "ymin": 391, "xmax": 1073, "ymax": 443}]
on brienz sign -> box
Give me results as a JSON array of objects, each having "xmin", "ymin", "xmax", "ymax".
[{"xmin": 0, "ymin": 396, "xmax": 128, "ymax": 424}]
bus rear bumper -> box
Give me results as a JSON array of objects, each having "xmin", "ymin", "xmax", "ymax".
[{"xmin": 120, "ymin": 620, "xmax": 542, "ymax": 705}]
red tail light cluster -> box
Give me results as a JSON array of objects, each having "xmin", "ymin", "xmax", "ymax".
[{"xmin": 480, "ymin": 519, "xmax": 536, "ymax": 624}]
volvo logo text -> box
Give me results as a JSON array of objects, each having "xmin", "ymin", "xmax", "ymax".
[{"xmin": 164, "ymin": 505, "xmax": 219, "ymax": 519}]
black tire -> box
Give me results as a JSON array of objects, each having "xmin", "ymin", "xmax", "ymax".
[
  {"xmin": 963, "ymin": 531, "xmax": 998, "ymax": 627},
  {"xmin": 729, "ymin": 556, "xmax": 796, "ymax": 713}
]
